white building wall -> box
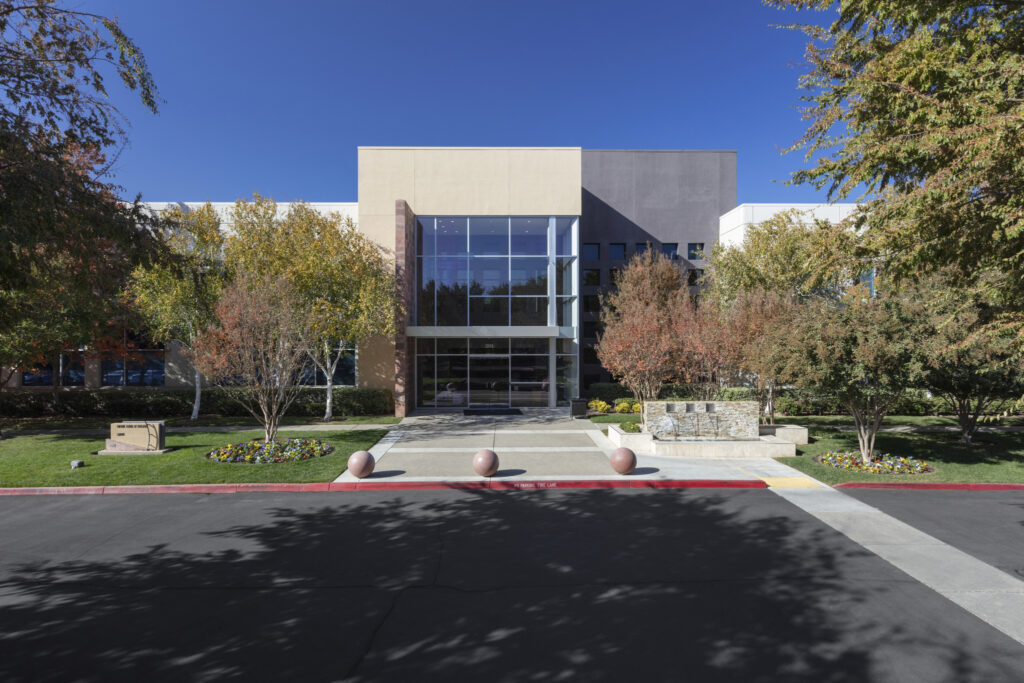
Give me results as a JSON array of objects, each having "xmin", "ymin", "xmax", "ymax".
[{"xmin": 718, "ymin": 203, "xmax": 859, "ymax": 248}]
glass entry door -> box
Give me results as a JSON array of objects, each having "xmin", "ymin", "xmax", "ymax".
[{"xmin": 468, "ymin": 356, "xmax": 510, "ymax": 407}]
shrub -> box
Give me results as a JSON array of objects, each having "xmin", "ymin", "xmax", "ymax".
[
  {"xmin": 586, "ymin": 383, "xmax": 634, "ymax": 402},
  {"xmin": 621, "ymin": 421, "xmax": 642, "ymax": 433},
  {"xmin": 207, "ymin": 438, "xmax": 334, "ymax": 463},
  {"xmin": 614, "ymin": 401, "xmax": 633, "ymax": 414},
  {"xmin": 632, "ymin": 402, "xmax": 643, "ymax": 414},
  {"xmin": 588, "ymin": 398, "xmax": 612, "ymax": 413}
]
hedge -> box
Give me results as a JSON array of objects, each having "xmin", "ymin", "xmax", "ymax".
[
  {"xmin": 584, "ymin": 382, "xmax": 947, "ymax": 416},
  {"xmin": 0, "ymin": 387, "xmax": 394, "ymax": 419}
]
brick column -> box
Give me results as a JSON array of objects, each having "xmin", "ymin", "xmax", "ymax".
[{"xmin": 394, "ymin": 200, "xmax": 416, "ymax": 417}]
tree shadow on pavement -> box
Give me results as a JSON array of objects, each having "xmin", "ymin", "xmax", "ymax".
[{"xmin": 1, "ymin": 489, "xmax": 1022, "ymax": 682}]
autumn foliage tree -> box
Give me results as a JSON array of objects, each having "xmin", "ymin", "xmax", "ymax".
[
  {"xmin": 192, "ymin": 275, "xmax": 308, "ymax": 443},
  {"xmin": 597, "ymin": 251, "xmax": 693, "ymax": 425}
]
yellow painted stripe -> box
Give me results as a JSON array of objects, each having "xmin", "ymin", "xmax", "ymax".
[{"xmin": 762, "ymin": 477, "xmax": 826, "ymax": 489}]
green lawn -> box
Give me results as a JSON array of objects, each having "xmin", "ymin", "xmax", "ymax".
[
  {"xmin": 0, "ymin": 414, "xmax": 400, "ymax": 431},
  {"xmin": 779, "ymin": 429, "xmax": 1024, "ymax": 484},
  {"xmin": 0, "ymin": 428, "xmax": 386, "ymax": 488},
  {"xmin": 780, "ymin": 414, "xmax": 1024, "ymax": 427},
  {"xmin": 589, "ymin": 414, "xmax": 641, "ymax": 425}
]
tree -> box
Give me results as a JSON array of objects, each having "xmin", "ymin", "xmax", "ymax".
[
  {"xmin": 721, "ymin": 288, "xmax": 797, "ymax": 424},
  {"xmin": 192, "ymin": 275, "xmax": 308, "ymax": 444},
  {"xmin": 597, "ymin": 251, "xmax": 692, "ymax": 426},
  {"xmin": 1, "ymin": 2, "xmax": 163, "ymax": 336},
  {"xmin": 771, "ymin": 0, "xmax": 1024, "ymax": 314},
  {"xmin": 708, "ymin": 209, "xmax": 864, "ymax": 302},
  {"xmin": 911, "ymin": 274, "xmax": 1024, "ymax": 444},
  {"xmin": 225, "ymin": 196, "xmax": 399, "ymax": 420},
  {"xmin": 776, "ymin": 285, "xmax": 921, "ymax": 462},
  {"xmin": 128, "ymin": 203, "xmax": 226, "ymax": 421}
]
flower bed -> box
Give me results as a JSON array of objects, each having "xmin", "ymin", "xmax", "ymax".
[
  {"xmin": 207, "ymin": 438, "xmax": 334, "ymax": 464},
  {"xmin": 815, "ymin": 451, "xmax": 931, "ymax": 475}
]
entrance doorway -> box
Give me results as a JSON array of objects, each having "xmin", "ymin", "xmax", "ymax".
[{"xmin": 468, "ymin": 356, "xmax": 509, "ymax": 407}]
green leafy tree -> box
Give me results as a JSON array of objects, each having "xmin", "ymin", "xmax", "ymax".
[
  {"xmin": 1, "ymin": 2, "xmax": 163, "ymax": 367},
  {"xmin": 226, "ymin": 196, "xmax": 399, "ymax": 420},
  {"xmin": 771, "ymin": 0, "xmax": 1024, "ymax": 314},
  {"xmin": 128, "ymin": 204, "xmax": 226, "ymax": 421},
  {"xmin": 776, "ymin": 284, "xmax": 922, "ymax": 462},
  {"xmin": 912, "ymin": 274, "xmax": 1024, "ymax": 444},
  {"xmin": 708, "ymin": 209, "xmax": 863, "ymax": 302}
]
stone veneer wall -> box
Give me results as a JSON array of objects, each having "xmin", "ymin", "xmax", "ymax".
[{"xmin": 646, "ymin": 401, "xmax": 758, "ymax": 440}]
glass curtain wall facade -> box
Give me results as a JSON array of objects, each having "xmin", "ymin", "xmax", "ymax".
[{"xmin": 415, "ymin": 216, "xmax": 578, "ymax": 408}]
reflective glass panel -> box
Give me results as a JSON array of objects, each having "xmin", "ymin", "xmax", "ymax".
[
  {"xmin": 556, "ymin": 355, "xmax": 578, "ymax": 404},
  {"xmin": 511, "ymin": 338, "xmax": 548, "ymax": 354},
  {"xmin": 416, "ymin": 338, "xmax": 435, "ymax": 354},
  {"xmin": 22, "ymin": 364, "xmax": 53, "ymax": 386},
  {"xmin": 416, "ymin": 257, "xmax": 435, "ymax": 325},
  {"xmin": 582, "ymin": 268, "xmax": 601, "ymax": 286},
  {"xmin": 470, "ymin": 297, "xmax": 509, "ymax": 326},
  {"xmin": 417, "ymin": 217, "xmax": 435, "ymax": 256},
  {"xmin": 437, "ymin": 338, "xmax": 469, "ymax": 354},
  {"xmin": 510, "ymin": 257, "xmax": 548, "ymax": 295},
  {"xmin": 556, "ymin": 339, "xmax": 576, "ymax": 354},
  {"xmin": 469, "ymin": 257, "xmax": 508, "ymax": 295},
  {"xmin": 511, "ymin": 385, "xmax": 548, "ymax": 407},
  {"xmin": 582, "ymin": 243, "xmax": 600, "ymax": 260},
  {"xmin": 510, "ymin": 217, "xmax": 548, "ymax": 256},
  {"xmin": 435, "ymin": 356, "xmax": 468, "ymax": 407},
  {"xmin": 511, "ymin": 297, "xmax": 548, "ymax": 326},
  {"xmin": 469, "ymin": 357, "xmax": 509, "ymax": 407},
  {"xmin": 583, "ymin": 295, "xmax": 600, "ymax": 314},
  {"xmin": 555, "ymin": 257, "xmax": 575, "ymax": 295},
  {"xmin": 511, "ymin": 355, "xmax": 548, "ymax": 382},
  {"xmin": 436, "ymin": 217, "xmax": 467, "ymax": 255},
  {"xmin": 469, "ymin": 217, "xmax": 508, "ymax": 255},
  {"xmin": 555, "ymin": 217, "xmax": 576, "ymax": 255},
  {"xmin": 435, "ymin": 258, "xmax": 467, "ymax": 325},
  {"xmin": 556, "ymin": 297, "xmax": 576, "ymax": 326},
  {"xmin": 417, "ymin": 355, "xmax": 436, "ymax": 407},
  {"xmin": 609, "ymin": 243, "xmax": 626, "ymax": 260},
  {"xmin": 470, "ymin": 338, "xmax": 509, "ymax": 354}
]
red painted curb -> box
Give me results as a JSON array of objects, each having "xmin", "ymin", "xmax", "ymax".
[
  {"xmin": 0, "ymin": 478, "xmax": 768, "ymax": 496},
  {"xmin": 835, "ymin": 482, "xmax": 1024, "ymax": 491}
]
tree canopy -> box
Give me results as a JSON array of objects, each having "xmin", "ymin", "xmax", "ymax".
[
  {"xmin": 1, "ymin": 1, "xmax": 163, "ymax": 365},
  {"xmin": 771, "ymin": 0, "xmax": 1024, "ymax": 312}
]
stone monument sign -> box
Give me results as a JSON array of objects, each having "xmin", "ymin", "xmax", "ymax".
[{"xmin": 101, "ymin": 421, "xmax": 170, "ymax": 454}]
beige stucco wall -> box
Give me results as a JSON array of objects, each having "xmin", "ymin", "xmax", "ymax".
[{"xmin": 355, "ymin": 147, "xmax": 583, "ymax": 391}]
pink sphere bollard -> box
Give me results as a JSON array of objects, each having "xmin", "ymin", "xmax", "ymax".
[
  {"xmin": 473, "ymin": 449, "xmax": 499, "ymax": 477},
  {"xmin": 347, "ymin": 450, "xmax": 375, "ymax": 478},
  {"xmin": 610, "ymin": 447, "xmax": 637, "ymax": 475}
]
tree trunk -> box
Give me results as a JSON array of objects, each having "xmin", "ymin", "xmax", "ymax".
[
  {"xmin": 324, "ymin": 376, "xmax": 334, "ymax": 421},
  {"xmin": 191, "ymin": 366, "xmax": 202, "ymax": 421},
  {"xmin": 767, "ymin": 380, "xmax": 775, "ymax": 425}
]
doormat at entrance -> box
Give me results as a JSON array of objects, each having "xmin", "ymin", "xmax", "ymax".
[{"xmin": 463, "ymin": 408, "xmax": 523, "ymax": 416}]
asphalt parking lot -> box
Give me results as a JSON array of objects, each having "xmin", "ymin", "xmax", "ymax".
[{"xmin": 1, "ymin": 489, "xmax": 1022, "ymax": 682}]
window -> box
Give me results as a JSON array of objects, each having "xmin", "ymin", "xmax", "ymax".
[
  {"xmin": 661, "ymin": 243, "xmax": 678, "ymax": 259},
  {"xmin": 582, "ymin": 268, "xmax": 601, "ymax": 287},
  {"xmin": 583, "ymin": 321, "xmax": 601, "ymax": 339},
  {"xmin": 688, "ymin": 268, "xmax": 704, "ymax": 286},
  {"xmin": 583, "ymin": 295, "xmax": 601, "ymax": 314},
  {"xmin": 635, "ymin": 242, "xmax": 649, "ymax": 255},
  {"xmin": 415, "ymin": 216, "xmax": 580, "ymax": 328},
  {"xmin": 582, "ymin": 243, "xmax": 600, "ymax": 260},
  {"xmin": 609, "ymin": 243, "xmax": 626, "ymax": 261},
  {"xmin": 583, "ymin": 346, "xmax": 600, "ymax": 365},
  {"xmin": 687, "ymin": 242, "xmax": 705, "ymax": 260}
]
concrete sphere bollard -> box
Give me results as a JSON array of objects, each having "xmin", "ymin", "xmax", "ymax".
[
  {"xmin": 610, "ymin": 447, "xmax": 637, "ymax": 475},
  {"xmin": 347, "ymin": 450, "xmax": 375, "ymax": 478},
  {"xmin": 473, "ymin": 449, "xmax": 499, "ymax": 477}
]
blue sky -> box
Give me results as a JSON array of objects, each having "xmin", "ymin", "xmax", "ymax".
[{"xmin": 90, "ymin": 0, "xmax": 835, "ymax": 205}]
